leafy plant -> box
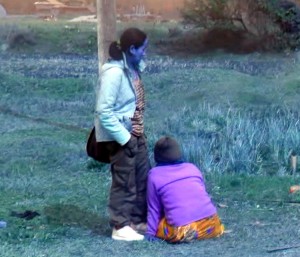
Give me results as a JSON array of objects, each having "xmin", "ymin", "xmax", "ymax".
[{"xmin": 182, "ymin": 0, "xmax": 300, "ymax": 50}]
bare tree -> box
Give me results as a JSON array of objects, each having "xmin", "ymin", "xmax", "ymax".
[{"xmin": 96, "ymin": 0, "xmax": 116, "ymax": 71}]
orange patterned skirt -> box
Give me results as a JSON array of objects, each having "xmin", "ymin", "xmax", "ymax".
[{"xmin": 156, "ymin": 214, "xmax": 225, "ymax": 243}]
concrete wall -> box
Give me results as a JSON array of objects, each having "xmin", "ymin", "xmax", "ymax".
[
  {"xmin": 117, "ymin": 0, "xmax": 185, "ymax": 19},
  {"xmin": 1, "ymin": 0, "xmax": 299, "ymax": 19},
  {"xmin": 0, "ymin": 0, "xmax": 36, "ymax": 14},
  {"xmin": 0, "ymin": 0, "xmax": 185, "ymax": 19}
]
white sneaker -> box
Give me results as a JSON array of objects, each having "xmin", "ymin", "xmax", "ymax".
[{"xmin": 112, "ymin": 225, "xmax": 144, "ymax": 241}]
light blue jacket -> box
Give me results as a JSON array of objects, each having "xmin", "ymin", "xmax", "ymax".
[{"xmin": 94, "ymin": 57, "xmax": 138, "ymax": 146}]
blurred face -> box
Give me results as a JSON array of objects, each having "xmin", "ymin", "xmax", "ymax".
[{"xmin": 128, "ymin": 38, "xmax": 148, "ymax": 67}]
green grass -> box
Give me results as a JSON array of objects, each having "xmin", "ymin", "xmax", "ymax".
[
  {"xmin": 1, "ymin": 18, "xmax": 300, "ymax": 256},
  {"xmin": 0, "ymin": 18, "xmax": 98, "ymax": 54},
  {"xmin": 1, "ymin": 76, "xmax": 88, "ymax": 101},
  {"xmin": 0, "ymin": 17, "xmax": 175, "ymax": 55},
  {"xmin": 145, "ymin": 60, "xmax": 300, "ymax": 111},
  {"xmin": 1, "ymin": 156, "xmax": 300, "ymax": 256},
  {"xmin": 143, "ymin": 60, "xmax": 300, "ymax": 174}
]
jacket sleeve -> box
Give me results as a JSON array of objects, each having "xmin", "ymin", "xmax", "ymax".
[
  {"xmin": 95, "ymin": 67, "xmax": 131, "ymax": 146},
  {"xmin": 147, "ymin": 173, "xmax": 163, "ymax": 236}
]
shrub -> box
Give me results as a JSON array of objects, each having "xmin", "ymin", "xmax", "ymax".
[
  {"xmin": 0, "ymin": 24, "xmax": 36, "ymax": 50},
  {"xmin": 182, "ymin": 0, "xmax": 300, "ymax": 51}
]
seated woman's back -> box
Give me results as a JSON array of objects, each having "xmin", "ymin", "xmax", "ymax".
[
  {"xmin": 148, "ymin": 162, "xmax": 216, "ymax": 227},
  {"xmin": 146, "ymin": 136, "xmax": 224, "ymax": 242}
]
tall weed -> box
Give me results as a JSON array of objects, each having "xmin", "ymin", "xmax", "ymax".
[{"xmin": 147, "ymin": 104, "xmax": 300, "ymax": 175}]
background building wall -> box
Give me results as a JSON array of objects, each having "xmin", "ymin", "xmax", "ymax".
[
  {"xmin": 1, "ymin": 0, "xmax": 300, "ymax": 18},
  {"xmin": 0, "ymin": 0, "xmax": 186, "ymax": 19},
  {"xmin": 117, "ymin": 0, "xmax": 185, "ymax": 19},
  {"xmin": 0, "ymin": 0, "xmax": 36, "ymax": 14}
]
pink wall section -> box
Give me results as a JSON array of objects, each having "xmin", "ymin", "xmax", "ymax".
[
  {"xmin": 0, "ymin": 0, "xmax": 186, "ymax": 19},
  {"xmin": 117, "ymin": 0, "xmax": 185, "ymax": 19}
]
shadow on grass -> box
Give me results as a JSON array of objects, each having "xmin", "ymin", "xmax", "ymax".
[{"xmin": 44, "ymin": 204, "xmax": 110, "ymax": 236}]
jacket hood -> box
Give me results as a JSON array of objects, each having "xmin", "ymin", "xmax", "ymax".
[
  {"xmin": 102, "ymin": 59, "xmax": 125, "ymax": 72},
  {"xmin": 102, "ymin": 52, "xmax": 146, "ymax": 73}
]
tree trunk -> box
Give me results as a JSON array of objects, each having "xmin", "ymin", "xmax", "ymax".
[
  {"xmin": 95, "ymin": 0, "xmax": 116, "ymax": 130},
  {"xmin": 96, "ymin": 0, "xmax": 116, "ymax": 71}
]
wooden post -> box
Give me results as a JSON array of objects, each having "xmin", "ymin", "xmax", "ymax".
[
  {"xmin": 96, "ymin": 0, "xmax": 117, "ymax": 71},
  {"xmin": 94, "ymin": 0, "xmax": 116, "ymax": 131}
]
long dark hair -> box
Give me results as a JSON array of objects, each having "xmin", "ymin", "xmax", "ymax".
[{"xmin": 109, "ymin": 28, "xmax": 147, "ymax": 60}]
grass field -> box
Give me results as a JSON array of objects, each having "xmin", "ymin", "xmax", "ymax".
[{"xmin": 1, "ymin": 16, "xmax": 300, "ymax": 257}]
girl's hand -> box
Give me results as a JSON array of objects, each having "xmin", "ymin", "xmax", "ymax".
[{"xmin": 123, "ymin": 135, "xmax": 137, "ymax": 157}]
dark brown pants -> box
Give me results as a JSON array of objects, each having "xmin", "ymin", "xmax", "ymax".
[{"xmin": 106, "ymin": 134, "xmax": 150, "ymax": 228}]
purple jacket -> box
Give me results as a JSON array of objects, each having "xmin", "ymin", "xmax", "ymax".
[{"xmin": 147, "ymin": 162, "xmax": 217, "ymax": 236}]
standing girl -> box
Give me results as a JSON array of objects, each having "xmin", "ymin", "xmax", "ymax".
[{"xmin": 95, "ymin": 28, "xmax": 150, "ymax": 241}]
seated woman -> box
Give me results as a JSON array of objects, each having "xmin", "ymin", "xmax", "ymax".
[{"xmin": 146, "ymin": 136, "xmax": 224, "ymax": 243}]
